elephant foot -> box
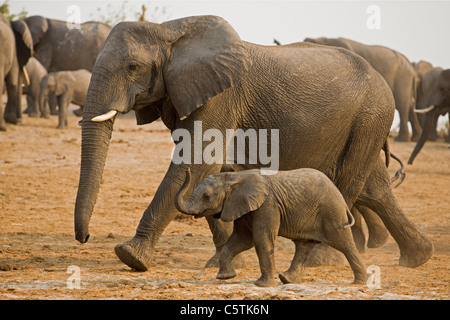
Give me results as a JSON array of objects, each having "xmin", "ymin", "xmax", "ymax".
[
  {"xmin": 40, "ymin": 114, "xmax": 50, "ymax": 119},
  {"xmin": 114, "ymin": 239, "xmax": 153, "ymax": 271},
  {"xmin": 399, "ymin": 239, "xmax": 433, "ymax": 268},
  {"xmin": 205, "ymin": 251, "xmax": 246, "ymax": 269},
  {"xmin": 216, "ymin": 265, "xmax": 237, "ymax": 280},
  {"xmin": 279, "ymin": 271, "xmax": 303, "ymax": 284},
  {"xmin": 0, "ymin": 125, "xmax": 6, "ymax": 132},
  {"xmin": 4, "ymin": 113, "xmax": 21, "ymax": 125},
  {"xmin": 254, "ymin": 277, "xmax": 277, "ymax": 287},
  {"xmin": 352, "ymin": 274, "xmax": 368, "ymax": 285},
  {"xmin": 304, "ymin": 243, "xmax": 347, "ymax": 267},
  {"xmin": 28, "ymin": 112, "xmax": 40, "ymax": 118}
]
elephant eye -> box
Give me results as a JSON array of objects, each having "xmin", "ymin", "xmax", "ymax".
[
  {"xmin": 127, "ymin": 63, "xmax": 138, "ymax": 72},
  {"xmin": 203, "ymin": 193, "xmax": 211, "ymax": 201}
]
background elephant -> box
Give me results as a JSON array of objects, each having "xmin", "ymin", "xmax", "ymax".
[
  {"xmin": 175, "ymin": 168, "xmax": 368, "ymax": 287},
  {"xmin": 0, "ymin": 15, "xmax": 33, "ymax": 130},
  {"xmin": 23, "ymin": 15, "xmax": 111, "ymax": 73},
  {"xmin": 39, "ymin": 69, "xmax": 91, "ymax": 129},
  {"xmin": 304, "ymin": 37, "xmax": 421, "ymax": 142},
  {"xmin": 73, "ymin": 16, "xmax": 432, "ymax": 273},
  {"xmin": 22, "ymin": 57, "xmax": 48, "ymax": 117},
  {"xmin": 408, "ymin": 68, "xmax": 450, "ymax": 164},
  {"xmin": 413, "ymin": 60, "xmax": 449, "ymax": 143}
]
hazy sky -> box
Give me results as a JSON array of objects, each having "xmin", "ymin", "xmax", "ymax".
[{"xmin": 9, "ymin": 0, "xmax": 450, "ymax": 69}]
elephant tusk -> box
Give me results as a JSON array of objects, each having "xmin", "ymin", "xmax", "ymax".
[
  {"xmin": 414, "ymin": 105, "xmax": 435, "ymax": 114},
  {"xmin": 91, "ymin": 110, "xmax": 118, "ymax": 122},
  {"xmin": 22, "ymin": 67, "xmax": 30, "ymax": 87}
]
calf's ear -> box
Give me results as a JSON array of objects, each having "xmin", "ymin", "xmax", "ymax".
[{"xmin": 220, "ymin": 172, "xmax": 268, "ymax": 222}]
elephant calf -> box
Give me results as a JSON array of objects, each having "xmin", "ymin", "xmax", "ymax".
[
  {"xmin": 175, "ymin": 168, "xmax": 367, "ymax": 287},
  {"xmin": 39, "ymin": 69, "xmax": 91, "ymax": 129}
]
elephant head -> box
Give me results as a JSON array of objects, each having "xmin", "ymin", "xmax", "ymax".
[
  {"xmin": 74, "ymin": 16, "xmax": 251, "ymax": 243},
  {"xmin": 408, "ymin": 69, "xmax": 450, "ymax": 164},
  {"xmin": 175, "ymin": 169, "xmax": 268, "ymax": 222},
  {"xmin": 38, "ymin": 72, "xmax": 74, "ymax": 116},
  {"xmin": 9, "ymin": 19, "xmax": 34, "ymax": 72}
]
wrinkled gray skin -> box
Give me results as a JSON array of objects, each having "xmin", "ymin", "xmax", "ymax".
[
  {"xmin": 39, "ymin": 69, "xmax": 91, "ymax": 129},
  {"xmin": 0, "ymin": 15, "xmax": 33, "ymax": 130},
  {"xmin": 305, "ymin": 37, "xmax": 421, "ymax": 142},
  {"xmin": 23, "ymin": 15, "xmax": 111, "ymax": 73},
  {"xmin": 176, "ymin": 168, "xmax": 368, "ymax": 287},
  {"xmin": 408, "ymin": 68, "xmax": 450, "ymax": 164},
  {"xmin": 74, "ymin": 15, "xmax": 433, "ymax": 272},
  {"xmin": 22, "ymin": 57, "xmax": 49, "ymax": 117}
]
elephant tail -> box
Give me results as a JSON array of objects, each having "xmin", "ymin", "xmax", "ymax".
[
  {"xmin": 338, "ymin": 208, "xmax": 355, "ymax": 229},
  {"xmin": 390, "ymin": 152, "xmax": 406, "ymax": 188}
]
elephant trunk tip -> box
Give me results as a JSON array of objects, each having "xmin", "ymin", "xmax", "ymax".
[{"xmin": 75, "ymin": 232, "xmax": 90, "ymax": 244}]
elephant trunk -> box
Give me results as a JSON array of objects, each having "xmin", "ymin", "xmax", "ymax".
[
  {"xmin": 74, "ymin": 82, "xmax": 115, "ymax": 243},
  {"xmin": 408, "ymin": 109, "xmax": 439, "ymax": 165},
  {"xmin": 38, "ymin": 89, "xmax": 47, "ymax": 117},
  {"xmin": 174, "ymin": 168, "xmax": 197, "ymax": 215}
]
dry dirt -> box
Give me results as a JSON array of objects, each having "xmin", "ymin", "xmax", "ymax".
[{"xmin": 1, "ymin": 103, "xmax": 449, "ymax": 300}]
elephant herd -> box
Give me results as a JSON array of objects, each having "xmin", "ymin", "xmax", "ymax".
[
  {"xmin": 1, "ymin": 15, "xmax": 110, "ymax": 131},
  {"xmin": 2, "ymin": 14, "xmax": 447, "ymax": 285}
]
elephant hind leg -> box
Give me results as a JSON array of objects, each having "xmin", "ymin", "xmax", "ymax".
[
  {"xmin": 356, "ymin": 204, "xmax": 390, "ymax": 248},
  {"xmin": 357, "ymin": 160, "xmax": 433, "ymax": 267},
  {"xmin": 279, "ymin": 239, "xmax": 317, "ymax": 284}
]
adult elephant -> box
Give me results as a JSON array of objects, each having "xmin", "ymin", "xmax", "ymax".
[
  {"xmin": 23, "ymin": 15, "xmax": 111, "ymax": 73},
  {"xmin": 304, "ymin": 37, "xmax": 421, "ymax": 142},
  {"xmin": 74, "ymin": 16, "xmax": 432, "ymax": 272},
  {"xmin": 408, "ymin": 68, "xmax": 450, "ymax": 164},
  {"xmin": 0, "ymin": 15, "xmax": 33, "ymax": 129}
]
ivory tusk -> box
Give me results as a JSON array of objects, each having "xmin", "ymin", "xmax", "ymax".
[
  {"xmin": 22, "ymin": 67, "xmax": 30, "ymax": 87},
  {"xmin": 414, "ymin": 105, "xmax": 435, "ymax": 114},
  {"xmin": 91, "ymin": 110, "xmax": 118, "ymax": 122}
]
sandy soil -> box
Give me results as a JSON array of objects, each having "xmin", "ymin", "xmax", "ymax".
[{"xmin": 0, "ymin": 103, "xmax": 449, "ymax": 300}]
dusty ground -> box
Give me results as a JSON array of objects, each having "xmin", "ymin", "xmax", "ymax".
[{"xmin": 0, "ymin": 102, "xmax": 449, "ymax": 300}]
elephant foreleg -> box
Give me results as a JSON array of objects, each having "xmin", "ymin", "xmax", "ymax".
[
  {"xmin": 205, "ymin": 216, "xmax": 247, "ymax": 268},
  {"xmin": 57, "ymin": 93, "xmax": 72, "ymax": 129},
  {"xmin": 4, "ymin": 62, "xmax": 22, "ymax": 125}
]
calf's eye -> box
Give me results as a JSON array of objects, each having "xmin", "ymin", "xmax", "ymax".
[{"xmin": 128, "ymin": 63, "xmax": 138, "ymax": 72}]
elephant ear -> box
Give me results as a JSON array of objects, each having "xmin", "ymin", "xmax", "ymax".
[
  {"xmin": 162, "ymin": 15, "xmax": 251, "ymax": 120},
  {"xmin": 220, "ymin": 171, "xmax": 269, "ymax": 222},
  {"xmin": 23, "ymin": 15, "xmax": 48, "ymax": 47},
  {"xmin": 10, "ymin": 20, "xmax": 33, "ymax": 68},
  {"xmin": 135, "ymin": 100, "xmax": 162, "ymax": 125},
  {"xmin": 438, "ymin": 69, "xmax": 450, "ymax": 88}
]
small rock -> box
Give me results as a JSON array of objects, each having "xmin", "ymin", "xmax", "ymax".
[
  {"xmin": 107, "ymin": 233, "xmax": 115, "ymax": 239},
  {"xmin": 182, "ymin": 232, "xmax": 193, "ymax": 237}
]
